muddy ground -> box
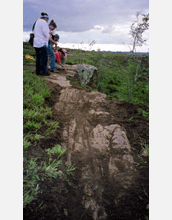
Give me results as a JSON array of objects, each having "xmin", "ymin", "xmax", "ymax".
[{"xmin": 23, "ymin": 65, "xmax": 149, "ymax": 220}]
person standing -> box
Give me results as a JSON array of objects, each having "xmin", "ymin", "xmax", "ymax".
[
  {"xmin": 47, "ymin": 20, "xmax": 59, "ymax": 72},
  {"xmin": 33, "ymin": 12, "xmax": 50, "ymax": 76}
]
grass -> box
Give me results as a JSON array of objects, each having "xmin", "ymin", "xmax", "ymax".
[
  {"xmin": 23, "ymin": 60, "xmax": 75, "ymax": 208},
  {"xmin": 138, "ymin": 108, "xmax": 149, "ymax": 119},
  {"xmin": 41, "ymin": 158, "xmax": 62, "ymax": 179},
  {"xmin": 129, "ymin": 117, "xmax": 134, "ymax": 123},
  {"xmin": 23, "ymin": 70, "xmax": 52, "ymax": 133},
  {"xmin": 23, "ymin": 155, "xmax": 40, "ymax": 207},
  {"xmin": 66, "ymin": 43, "xmax": 149, "ymax": 106},
  {"xmin": 46, "ymin": 144, "xmax": 66, "ymax": 159}
]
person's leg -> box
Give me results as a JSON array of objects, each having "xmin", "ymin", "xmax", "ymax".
[
  {"xmin": 47, "ymin": 45, "xmax": 56, "ymax": 71},
  {"xmin": 39, "ymin": 46, "xmax": 48, "ymax": 75},
  {"xmin": 34, "ymin": 48, "xmax": 41, "ymax": 75}
]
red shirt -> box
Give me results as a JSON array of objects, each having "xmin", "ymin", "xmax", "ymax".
[{"xmin": 55, "ymin": 51, "xmax": 62, "ymax": 63}]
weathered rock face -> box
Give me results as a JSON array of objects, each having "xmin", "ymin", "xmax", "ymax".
[
  {"xmin": 74, "ymin": 64, "xmax": 97, "ymax": 85},
  {"xmin": 43, "ymin": 69, "xmax": 139, "ymax": 220},
  {"xmin": 65, "ymin": 121, "xmax": 136, "ymax": 220},
  {"xmin": 46, "ymin": 74, "xmax": 71, "ymax": 87},
  {"xmin": 53, "ymin": 85, "xmax": 137, "ymax": 220}
]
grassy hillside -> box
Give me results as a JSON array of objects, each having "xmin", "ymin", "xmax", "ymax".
[
  {"xmin": 23, "ymin": 42, "xmax": 149, "ymax": 219},
  {"xmin": 66, "ymin": 46, "xmax": 149, "ymax": 107},
  {"xmin": 23, "ymin": 42, "xmax": 149, "ymax": 107}
]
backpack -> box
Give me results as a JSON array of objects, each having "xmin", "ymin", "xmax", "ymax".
[{"xmin": 29, "ymin": 20, "xmax": 37, "ymax": 46}]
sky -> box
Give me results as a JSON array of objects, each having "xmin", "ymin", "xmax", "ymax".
[{"xmin": 23, "ymin": 0, "xmax": 149, "ymax": 52}]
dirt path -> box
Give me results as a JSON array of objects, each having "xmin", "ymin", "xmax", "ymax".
[{"xmin": 24, "ymin": 66, "xmax": 149, "ymax": 220}]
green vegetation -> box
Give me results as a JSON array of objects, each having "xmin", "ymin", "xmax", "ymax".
[
  {"xmin": 129, "ymin": 117, "xmax": 134, "ymax": 123},
  {"xmin": 46, "ymin": 144, "xmax": 66, "ymax": 159},
  {"xmin": 23, "ymin": 156, "xmax": 40, "ymax": 207},
  {"xmin": 134, "ymin": 157, "xmax": 147, "ymax": 167},
  {"xmin": 23, "ymin": 64, "xmax": 75, "ymax": 208},
  {"xmin": 67, "ymin": 46, "xmax": 149, "ymax": 106},
  {"xmin": 23, "ymin": 44, "xmax": 36, "ymax": 65},
  {"xmin": 138, "ymin": 108, "xmax": 149, "ymax": 119},
  {"xmin": 23, "ymin": 41, "xmax": 149, "ymax": 107}
]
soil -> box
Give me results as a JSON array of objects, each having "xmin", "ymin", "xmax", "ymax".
[{"xmin": 23, "ymin": 65, "xmax": 149, "ymax": 220}]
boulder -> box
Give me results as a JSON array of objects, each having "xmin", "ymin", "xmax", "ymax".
[{"xmin": 75, "ymin": 64, "xmax": 97, "ymax": 85}]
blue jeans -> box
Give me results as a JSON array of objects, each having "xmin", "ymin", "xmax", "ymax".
[
  {"xmin": 47, "ymin": 44, "xmax": 56, "ymax": 71},
  {"xmin": 34, "ymin": 46, "xmax": 48, "ymax": 75}
]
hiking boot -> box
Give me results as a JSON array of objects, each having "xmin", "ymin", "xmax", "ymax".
[
  {"xmin": 35, "ymin": 71, "xmax": 41, "ymax": 75},
  {"xmin": 48, "ymin": 68, "xmax": 55, "ymax": 72},
  {"xmin": 42, "ymin": 72, "xmax": 50, "ymax": 76}
]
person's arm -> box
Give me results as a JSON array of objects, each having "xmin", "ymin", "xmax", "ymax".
[
  {"xmin": 55, "ymin": 52, "xmax": 67, "ymax": 70},
  {"xmin": 58, "ymin": 62, "xmax": 67, "ymax": 70},
  {"xmin": 49, "ymin": 35, "xmax": 58, "ymax": 49},
  {"xmin": 49, "ymin": 36, "xmax": 58, "ymax": 45}
]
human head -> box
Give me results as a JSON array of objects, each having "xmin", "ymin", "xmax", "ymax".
[
  {"xmin": 62, "ymin": 49, "xmax": 67, "ymax": 54},
  {"xmin": 59, "ymin": 49, "xmax": 65, "ymax": 58},
  {"xmin": 49, "ymin": 20, "xmax": 57, "ymax": 31},
  {"xmin": 40, "ymin": 12, "xmax": 49, "ymax": 22},
  {"xmin": 58, "ymin": 48, "xmax": 65, "ymax": 56},
  {"xmin": 54, "ymin": 34, "xmax": 59, "ymax": 42}
]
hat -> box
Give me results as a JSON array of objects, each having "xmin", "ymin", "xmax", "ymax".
[
  {"xmin": 54, "ymin": 34, "xmax": 59, "ymax": 42},
  {"xmin": 41, "ymin": 12, "xmax": 49, "ymax": 19},
  {"xmin": 62, "ymin": 49, "xmax": 67, "ymax": 54}
]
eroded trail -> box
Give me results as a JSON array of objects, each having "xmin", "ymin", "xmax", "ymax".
[{"xmin": 45, "ymin": 70, "xmax": 142, "ymax": 220}]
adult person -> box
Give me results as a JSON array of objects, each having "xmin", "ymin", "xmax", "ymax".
[
  {"xmin": 55, "ymin": 48, "xmax": 67, "ymax": 71},
  {"xmin": 47, "ymin": 20, "xmax": 59, "ymax": 72},
  {"xmin": 33, "ymin": 12, "xmax": 50, "ymax": 76}
]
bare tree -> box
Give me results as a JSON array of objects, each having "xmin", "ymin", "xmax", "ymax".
[
  {"xmin": 130, "ymin": 12, "xmax": 149, "ymax": 53},
  {"xmin": 121, "ymin": 12, "xmax": 149, "ymax": 103},
  {"xmin": 129, "ymin": 12, "xmax": 149, "ymax": 83}
]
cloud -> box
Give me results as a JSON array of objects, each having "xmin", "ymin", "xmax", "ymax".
[
  {"xmin": 23, "ymin": 0, "xmax": 149, "ymax": 32},
  {"xmin": 101, "ymin": 26, "xmax": 115, "ymax": 34},
  {"xmin": 23, "ymin": 0, "xmax": 149, "ymax": 51},
  {"xmin": 23, "ymin": 31, "xmax": 31, "ymax": 42}
]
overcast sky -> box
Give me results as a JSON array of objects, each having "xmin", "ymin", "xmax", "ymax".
[{"xmin": 23, "ymin": 0, "xmax": 149, "ymax": 52}]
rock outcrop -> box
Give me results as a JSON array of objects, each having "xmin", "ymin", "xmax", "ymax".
[
  {"xmin": 44, "ymin": 68, "xmax": 138, "ymax": 220},
  {"xmin": 74, "ymin": 64, "xmax": 97, "ymax": 85}
]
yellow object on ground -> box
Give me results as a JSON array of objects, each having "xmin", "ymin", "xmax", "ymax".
[{"xmin": 25, "ymin": 54, "xmax": 35, "ymax": 61}]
